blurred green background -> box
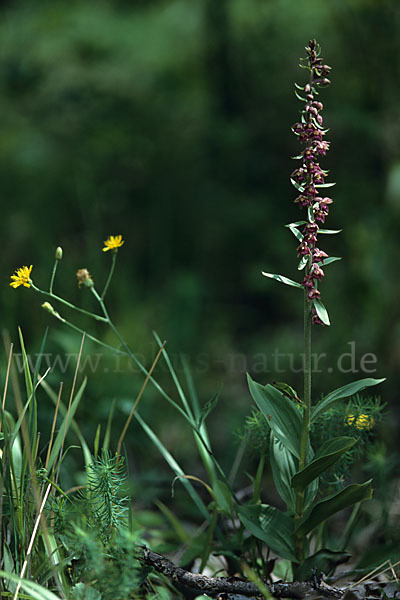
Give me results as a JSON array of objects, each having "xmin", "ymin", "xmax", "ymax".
[{"xmin": 2, "ymin": 0, "xmax": 400, "ymax": 491}]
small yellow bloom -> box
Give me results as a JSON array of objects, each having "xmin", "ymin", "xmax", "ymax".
[
  {"xmin": 10, "ymin": 265, "xmax": 33, "ymax": 289},
  {"xmin": 103, "ymin": 235, "xmax": 124, "ymax": 252},
  {"xmin": 355, "ymin": 414, "xmax": 375, "ymax": 431},
  {"xmin": 345, "ymin": 412, "xmax": 374, "ymax": 431}
]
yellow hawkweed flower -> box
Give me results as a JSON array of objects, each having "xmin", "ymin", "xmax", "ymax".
[
  {"xmin": 103, "ymin": 235, "xmax": 124, "ymax": 252},
  {"xmin": 10, "ymin": 265, "xmax": 33, "ymax": 289}
]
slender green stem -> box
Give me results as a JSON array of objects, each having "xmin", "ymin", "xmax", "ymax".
[
  {"xmin": 101, "ymin": 251, "xmax": 117, "ymax": 300},
  {"xmin": 300, "ymin": 274, "xmax": 312, "ymax": 469},
  {"xmin": 31, "ymin": 284, "xmax": 107, "ymax": 322},
  {"xmin": 295, "ymin": 260, "xmax": 313, "ymax": 562},
  {"xmin": 89, "ymin": 286, "xmax": 196, "ymax": 426},
  {"xmin": 49, "ymin": 260, "xmax": 58, "ymax": 295},
  {"xmin": 56, "ymin": 317, "xmax": 127, "ymax": 356}
]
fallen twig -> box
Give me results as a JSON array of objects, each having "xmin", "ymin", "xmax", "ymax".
[{"xmin": 140, "ymin": 547, "xmax": 343, "ymax": 599}]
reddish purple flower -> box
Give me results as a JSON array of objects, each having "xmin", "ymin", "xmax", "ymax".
[
  {"xmin": 312, "ymin": 248, "xmax": 329, "ymax": 262},
  {"xmin": 307, "ymin": 288, "xmax": 321, "ymax": 300},
  {"xmin": 291, "ymin": 39, "xmax": 334, "ymax": 322},
  {"xmin": 295, "ymin": 194, "xmax": 311, "ymax": 208},
  {"xmin": 302, "ymin": 274, "xmax": 315, "ymax": 289},
  {"xmin": 314, "ymin": 197, "xmax": 333, "ymax": 222},
  {"xmin": 291, "ymin": 167, "xmax": 306, "ymax": 183},
  {"xmin": 313, "ymin": 140, "xmax": 330, "ymax": 155},
  {"xmin": 312, "ymin": 308, "xmax": 324, "ymax": 325},
  {"xmin": 311, "ymin": 264, "xmax": 324, "ymax": 279},
  {"xmin": 303, "ymin": 185, "xmax": 317, "ymax": 198},
  {"xmin": 297, "ymin": 241, "xmax": 312, "ymax": 256}
]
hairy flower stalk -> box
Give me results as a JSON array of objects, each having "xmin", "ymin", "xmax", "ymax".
[{"xmin": 292, "ymin": 40, "xmax": 333, "ymax": 561}]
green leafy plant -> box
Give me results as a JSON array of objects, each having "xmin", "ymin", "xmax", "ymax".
[
  {"xmin": 7, "ymin": 39, "xmax": 391, "ymax": 597},
  {"xmin": 246, "ymin": 39, "xmax": 385, "ymax": 575}
]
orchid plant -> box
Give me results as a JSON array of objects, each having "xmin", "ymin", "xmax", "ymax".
[{"xmin": 246, "ymin": 40, "xmax": 385, "ymax": 572}]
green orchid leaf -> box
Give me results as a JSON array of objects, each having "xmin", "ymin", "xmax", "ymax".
[
  {"xmin": 294, "ymin": 549, "xmax": 351, "ymax": 581},
  {"xmin": 298, "ymin": 255, "xmax": 308, "ymax": 270},
  {"xmin": 285, "ymin": 220, "xmax": 307, "ymax": 227},
  {"xmin": 290, "ymin": 178, "xmax": 305, "ymax": 192},
  {"xmin": 316, "ymin": 182, "xmax": 336, "ymax": 188},
  {"xmin": 320, "ymin": 256, "xmax": 341, "ymax": 266},
  {"xmin": 318, "ymin": 229, "xmax": 342, "ymax": 234},
  {"xmin": 311, "ymin": 378, "xmax": 386, "ymax": 423},
  {"xmin": 287, "ymin": 225, "xmax": 303, "ymax": 242},
  {"xmin": 313, "ymin": 298, "xmax": 330, "ymax": 326},
  {"xmin": 261, "ymin": 272, "xmax": 303, "ymax": 289},
  {"xmin": 270, "ymin": 435, "xmax": 296, "ymax": 511},
  {"xmin": 238, "ymin": 504, "xmax": 297, "ymax": 562},
  {"xmin": 294, "ymin": 89, "xmax": 307, "ymax": 101},
  {"xmin": 247, "ymin": 375, "xmax": 301, "ymax": 458},
  {"xmin": 291, "ymin": 436, "xmax": 357, "ymax": 489},
  {"xmin": 295, "ymin": 480, "xmax": 373, "ymax": 537}
]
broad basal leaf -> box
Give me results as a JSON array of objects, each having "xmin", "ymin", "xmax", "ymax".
[
  {"xmin": 294, "ymin": 549, "xmax": 351, "ymax": 581},
  {"xmin": 270, "ymin": 435, "xmax": 296, "ymax": 511},
  {"xmin": 311, "ymin": 378, "xmax": 386, "ymax": 423},
  {"xmin": 291, "ymin": 436, "xmax": 357, "ymax": 490},
  {"xmin": 238, "ymin": 504, "xmax": 297, "ymax": 562},
  {"xmin": 295, "ymin": 480, "xmax": 373, "ymax": 536},
  {"xmin": 248, "ymin": 375, "xmax": 301, "ymax": 458}
]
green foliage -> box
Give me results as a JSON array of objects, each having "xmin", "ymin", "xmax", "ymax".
[
  {"xmin": 311, "ymin": 395, "xmax": 385, "ymax": 488},
  {"xmin": 3, "ymin": 4, "xmax": 399, "ymax": 593},
  {"xmin": 295, "ymin": 480, "xmax": 373, "ymax": 537},
  {"xmin": 65, "ymin": 527, "xmax": 151, "ymax": 599},
  {"xmin": 291, "ymin": 436, "xmax": 357, "ymax": 489},
  {"xmin": 247, "ymin": 375, "xmax": 302, "ymax": 459},
  {"xmin": 236, "ymin": 409, "xmax": 270, "ymax": 456},
  {"xmin": 79, "ymin": 451, "xmax": 128, "ymax": 544},
  {"xmin": 311, "ymin": 380, "xmax": 386, "ymax": 423},
  {"xmin": 70, "ymin": 583, "xmax": 102, "ymax": 600},
  {"xmin": 237, "ymin": 504, "xmax": 297, "ymax": 562}
]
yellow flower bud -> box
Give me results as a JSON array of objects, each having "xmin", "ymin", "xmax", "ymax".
[
  {"xmin": 41, "ymin": 302, "xmax": 62, "ymax": 320},
  {"xmin": 55, "ymin": 246, "xmax": 63, "ymax": 260}
]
